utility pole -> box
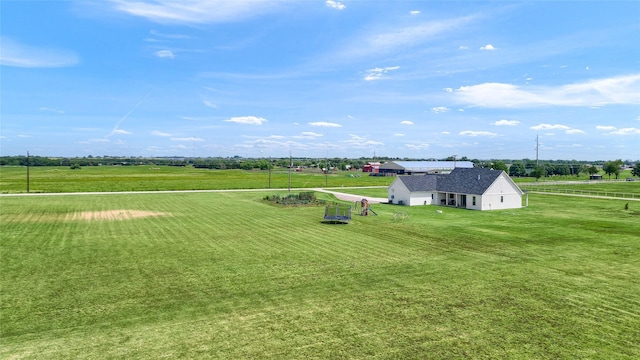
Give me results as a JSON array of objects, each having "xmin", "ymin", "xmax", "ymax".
[
  {"xmin": 535, "ymin": 135, "xmax": 539, "ymax": 167},
  {"xmin": 26, "ymin": 151, "xmax": 30, "ymax": 193},
  {"xmin": 288, "ymin": 150, "xmax": 292, "ymax": 192}
]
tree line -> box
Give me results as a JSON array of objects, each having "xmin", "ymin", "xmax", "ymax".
[{"xmin": 1, "ymin": 155, "xmax": 637, "ymax": 179}]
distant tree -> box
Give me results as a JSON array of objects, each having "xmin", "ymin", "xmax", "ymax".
[
  {"xmin": 491, "ymin": 160, "xmax": 508, "ymax": 172},
  {"xmin": 632, "ymin": 163, "xmax": 640, "ymax": 177},
  {"xmin": 531, "ymin": 166, "xmax": 545, "ymax": 181},
  {"xmin": 509, "ymin": 162, "xmax": 527, "ymax": 177},
  {"xmin": 586, "ymin": 166, "xmax": 599, "ymax": 175},
  {"xmin": 603, "ymin": 160, "xmax": 623, "ymax": 180}
]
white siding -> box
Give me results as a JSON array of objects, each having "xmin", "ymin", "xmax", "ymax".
[
  {"xmin": 482, "ymin": 174, "xmax": 522, "ymax": 210},
  {"xmin": 409, "ymin": 192, "xmax": 436, "ymax": 206},
  {"xmin": 388, "ymin": 179, "xmax": 411, "ymax": 205}
]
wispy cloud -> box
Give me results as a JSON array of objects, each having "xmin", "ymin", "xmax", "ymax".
[
  {"xmin": 459, "ymin": 131, "xmax": 498, "ymax": 137},
  {"xmin": 455, "ymin": 74, "xmax": 640, "ymax": 108},
  {"xmin": 363, "ymin": 66, "xmax": 400, "ymax": 81},
  {"xmin": 202, "ymin": 99, "xmax": 217, "ymax": 109},
  {"xmin": 108, "ymin": 0, "xmax": 284, "ymax": 24},
  {"xmin": 431, "ymin": 106, "xmax": 449, "ymax": 113},
  {"xmin": 409, "ymin": 10, "xmax": 421, "ymax": 15},
  {"xmin": 337, "ymin": 15, "xmax": 478, "ymax": 61},
  {"xmin": 531, "ymin": 123, "xmax": 584, "ymax": 134},
  {"xmin": 596, "ymin": 125, "xmax": 640, "ymax": 135},
  {"xmin": 406, "ymin": 143, "xmax": 430, "ymax": 150},
  {"xmin": 400, "ymin": 120, "xmax": 414, "ymax": 125},
  {"xmin": 325, "ymin": 1, "xmax": 345, "ymax": 10},
  {"xmin": 151, "ymin": 130, "xmax": 171, "ymax": 136},
  {"xmin": 492, "ymin": 119, "xmax": 520, "ymax": 126},
  {"xmin": 225, "ymin": 116, "xmax": 267, "ymax": 125},
  {"xmin": 149, "ymin": 30, "xmax": 190, "ymax": 39},
  {"xmin": 154, "ymin": 50, "xmax": 174, "ymax": 58},
  {"xmin": 171, "ymin": 137, "xmax": 204, "ymax": 141},
  {"xmin": 39, "ymin": 107, "xmax": 65, "ymax": 114},
  {"xmin": 112, "ymin": 129, "xmax": 133, "ymax": 135},
  {"xmin": 309, "ymin": 121, "xmax": 342, "ymax": 127},
  {"xmin": 0, "ymin": 37, "xmax": 79, "ymax": 68}
]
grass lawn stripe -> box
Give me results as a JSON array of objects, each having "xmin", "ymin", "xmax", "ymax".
[{"xmin": 1, "ymin": 192, "xmax": 639, "ymax": 358}]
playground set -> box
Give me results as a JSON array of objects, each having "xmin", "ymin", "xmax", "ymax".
[{"xmin": 323, "ymin": 198, "xmax": 378, "ymax": 224}]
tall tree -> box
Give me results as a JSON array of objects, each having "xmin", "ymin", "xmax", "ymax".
[
  {"xmin": 603, "ymin": 160, "xmax": 623, "ymax": 180},
  {"xmin": 632, "ymin": 163, "xmax": 640, "ymax": 177}
]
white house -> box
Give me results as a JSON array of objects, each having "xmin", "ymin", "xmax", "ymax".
[{"xmin": 387, "ymin": 167, "xmax": 524, "ymax": 210}]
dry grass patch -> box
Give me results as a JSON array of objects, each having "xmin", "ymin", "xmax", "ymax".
[{"xmin": 65, "ymin": 210, "xmax": 169, "ymax": 221}]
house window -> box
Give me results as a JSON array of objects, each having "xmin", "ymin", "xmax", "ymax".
[
  {"xmin": 501, "ymin": 196, "xmax": 504, "ymax": 203},
  {"xmin": 431, "ymin": 194, "xmax": 434, "ymax": 199},
  {"xmin": 472, "ymin": 196, "xmax": 476, "ymax": 206}
]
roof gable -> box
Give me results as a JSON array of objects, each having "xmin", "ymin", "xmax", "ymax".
[{"xmin": 438, "ymin": 167, "xmax": 503, "ymax": 195}]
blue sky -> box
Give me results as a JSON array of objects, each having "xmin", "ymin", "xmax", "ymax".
[{"xmin": 1, "ymin": 1, "xmax": 639, "ymax": 161}]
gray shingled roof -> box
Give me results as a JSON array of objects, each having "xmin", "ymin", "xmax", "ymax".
[
  {"xmin": 438, "ymin": 167, "xmax": 503, "ymax": 195},
  {"xmin": 395, "ymin": 167, "xmax": 505, "ymax": 195},
  {"xmin": 396, "ymin": 174, "xmax": 441, "ymax": 191},
  {"xmin": 381, "ymin": 161, "xmax": 474, "ymax": 171}
]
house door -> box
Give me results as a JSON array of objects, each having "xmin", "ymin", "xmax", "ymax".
[{"xmin": 460, "ymin": 195, "xmax": 467, "ymax": 207}]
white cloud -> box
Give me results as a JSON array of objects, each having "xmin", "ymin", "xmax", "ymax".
[
  {"xmin": 443, "ymin": 87, "xmax": 453, "ymax": 93},
  {"xmin": 531, "ymin": 123, "xmax": 584, "ymax": 134},
  {"xmin": 112, "ymin": 129, "xmax": 132, "ymax": 135},
  {"xmin": 431, "ymin": 106, "xmax": 449, "ymax": 113},
  {"xmin": 108, "ymin": 0, "xmax": 283, "ymax": 24},
  {"xmin": 566, "ymin": 129, "xmax": 585, "ymax": 134},
  {"xmin": 492, "ymin": 119, "xmax": 520, "ymax": 126},
  {"xmin": 151, "ymin": 130, "xmax": 171, "ymax": 136},
  {"xmin": 459, "ymin": 45, "xmax": 469, "ymax": 50},
  {"xmin": 364, "ymin": 66, "xmax": 400, "ymax": 81},
  {"xmin": 339, "ymin": 15, "xmax": 478, "ymax": 60},
  {"xmin": 596, "ymin": 125, "xmax": 616, "ymax": 131},
  {"xmin": 326, "ymin": 1, "xmax": 346, "ymax": 10},
  {"xmin": 225, "ymin": 116, "xmax": 268, "ymax": 125},
  {"xmin": 171, "ymin": 137, "xmax": 204, "ymax": 141},
  {"xmin": 298, "ymin": 132, "xmax": 323, "ymax": 138},
  {"xmin": 455, "ymin": 74, "xmax": 640, "ymax": 108},
  {"xmin": 154, "ymin": 50, "xmax": 174, "ymax": 58},
  {"xmin": 394, "ymin": 133, "xmax": 405, "ymax": 137},
  {"xmin": 441, "ymin": 131, "xmax": 451, "ymax": 135},
  {"xmin": 149, "ymin": 30, "xmax": 190, "ymax": 39},
  {"xmin": 609, "ymin": 127, "xmax": 640, "ymax": 135},
  {"xmin": 405, "ymin": 143, "xmax": 430, "ymax": 149},
  {"xmin": 400, "ymin": 120, "xmax": 414, "ymax": 125},
  {"xmin": 0, "ymin": 36, "xmax": 79, "ymax": 68},
  {"xmin": 309, "ymin": 121, "xmax": 342, "ymax": 127},
  {"xmin": 595, "ymin": 125, "xmax": 640, "ymax": 135},
  {"xmin": 39, "ymin": 107, "xmax": 65, "ymax": 114},
  {"xmin": 202, "ymin": 99, "xmax": 217, "ymax": 109},
  {"xmin": 459, "ymin": 131, "xmax": 498, "ymax": 137},
  {"xmin": 530, "ymin": 124, "xmax": 571, "ymax": 131},
  {"xmin": 409, "ymin": 10, "xmax": 421, "ymax": 15},
  {"xmin": 480, "ymin": 44, "xmax": 497, "ymax": 50}
]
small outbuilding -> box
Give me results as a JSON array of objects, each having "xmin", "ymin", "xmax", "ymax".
[
  {"xmin": 378, "ymin": 161, "xmax": 474, "ymax": 175},
  {"xmin": 387, "ymin": 167, "xmax": 524, "ymax": 210}
]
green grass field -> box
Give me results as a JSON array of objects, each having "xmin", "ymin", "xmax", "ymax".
[
  {"xmin": 0, "ymin": 166, "xmax": 393, "ymax": 193},
  {"xmin": 2, "ymin": 190, "xmax": 639, "ymax": 359}
]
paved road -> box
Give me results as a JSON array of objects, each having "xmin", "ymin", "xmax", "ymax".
[{"xmin": 312, "ymin": 188, "xmax": 387, "ymax": 204}]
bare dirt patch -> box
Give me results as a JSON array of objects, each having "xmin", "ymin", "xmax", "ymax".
[{"xmin": 66, "ymin": 210, "xmax": 169, "ymax": 222}]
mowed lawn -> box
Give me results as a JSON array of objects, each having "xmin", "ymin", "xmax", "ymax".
[{"xmin": 1, "ymin": 191, "xmax": 639, "ymax": 359}]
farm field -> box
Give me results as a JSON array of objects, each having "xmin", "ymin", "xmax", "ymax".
[
  {"xmin": 0, "ymin": 166, "xmax": 394, "ymax": 193},
  {"xmin": 1, "ymin": 191, "xmax": 639, "ymax": 359}
]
